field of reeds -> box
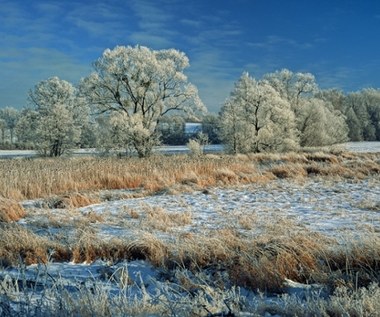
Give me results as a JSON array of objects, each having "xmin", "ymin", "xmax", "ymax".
[
  {"xmin": 1, "ymin": 150, "xmax": 379, "ymax": 201},
  {"xmin": 0, "ymin": 150, "xmax": 380, "ymax": 316}
]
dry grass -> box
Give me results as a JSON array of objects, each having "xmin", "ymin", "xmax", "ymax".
[
  {"xmin": 0, "ymin": 198, "xmax": 26, "ymax": 222},
  {"xmin": 0, "ymin": 224, "xmax": 70, "ymax": 265},
  {"xmin": 43, "ymin": 193, "xmax": 101, "ymax": 209},
  {"xmin": 0, "ymin": 150, "xmax": 379, "ymax": 316},
  {"xmin": 165, "ymin": 229, "xmax": 330, "ymax": 292},
  {"xmin": 0, "ymin": 151, "xmax": 378, "ymax": 203},
  {"xmin": 142, "ymin": 205, "xmax": 193, "ymax": 232},
  {"xmin": 1, "ymin": 218, "xmax": 379, "ymax": 295}
]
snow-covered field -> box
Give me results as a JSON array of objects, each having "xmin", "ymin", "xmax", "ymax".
[
  {"xmin": 1, "ymin": 141, "xmax": 380, "ymax": 159},
  {"xmin": 19, "ymin": 178, "xmax": 378, "ymax": 241},
  {"xmin": 0, "ymin": 144, "xmax": 224, "ymax": 159},
  {"xmin": 339, "ymin": 141, "xmax": 380, "ymax": 153},
  {"xmin": 1, "ymin": 145, "xmax": 380, "ymax": 315},
  {"xmin": 1, "ymin": 175, "xmax": 378, "ymax": 315}
]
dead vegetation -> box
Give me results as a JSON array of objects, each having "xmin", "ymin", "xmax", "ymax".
[
  {"xmin": 0, "ymin": 198, "xmax": 26, "ymax": 222},
  {"xmin": 0, "ymin": 151, "xmax": 378, "ymax": 205},
  {"xmin": 0, "ymin": 214, "xmax": 379, "ymax": 316},
  {"xmin": 0, "ymin": 150, "xmax": 379, "ymax": 315},
  {"xmin": 1, "ymin": 218, "xmax": 379, "ymax": 295}
]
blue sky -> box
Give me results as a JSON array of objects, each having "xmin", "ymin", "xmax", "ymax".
[{"xmin": 1, "ymin": 0, "xmax": 380, "ymax": 113}]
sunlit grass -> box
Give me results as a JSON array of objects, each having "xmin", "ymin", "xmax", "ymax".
[
  {"xmin": 1, "ymin": 150, "xmax": 379, "ymax": 315},
  {"xmin": 0, "ymin": 151, "xmax": 379, "ymax": 203}
]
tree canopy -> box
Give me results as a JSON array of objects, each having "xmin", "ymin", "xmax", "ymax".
[
  {"xmin": 2, "ymin": 45, "xmax": 380, "ymax": 155},
  {"xmin": 27, "ymin": 77, "xmax": 87, "ymax": 157},
  {"xmin": 219, "ymin": 72, "xmax": 298, "ymax": 153},
  {"xmin": 80, "ymin": 45, "xmax": 205, "ymax": 157}
]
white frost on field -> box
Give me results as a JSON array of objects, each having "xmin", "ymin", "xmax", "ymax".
[
  {"xmin": 75, "ymin": 178, "xmax": 380, "ymax": 240},
  {"xmin": 1, "ymin": 141, "xmax": 380, "ymax": 159},
  {"xmin": 341, "ymin": 141, "xmax": 380, "ymax": 153},
  {"xmin": 2, "ymin": 176, "xmax": 379, "ymax": 314}
]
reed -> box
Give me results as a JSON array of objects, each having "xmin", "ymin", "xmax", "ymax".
[{"xmin": 0, "ymin": 151, "xmax": 378, "ymax": 203}]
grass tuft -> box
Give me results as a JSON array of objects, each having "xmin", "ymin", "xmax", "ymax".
[{"xmin": 0, "ymin": 198, "xmax": 26, "ymax": 222}]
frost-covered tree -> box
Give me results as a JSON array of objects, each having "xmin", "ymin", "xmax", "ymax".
[
  {"xmin": 219, "ymin": 72, "xmax": 298, "ymax": 154},
  {"xmin": 345, "ymin": 92, "xmax": 372, "ymax": 141},
  {"xmin": 80, "ymin": 45, "xmax": 205, "ymax": 157},
  {"xmin": 0, "ymin": 106, "xmax": 19, "ymax": 144},
  {"xmin": 298, "ymin": 98, "xmax": 348, "ymax": 146},
  {"xmin": 0, "ymin": 118, "xmax": 6, "ymax": 145},
  {"xmin": 202, "ymin": 114, "xmax": 221, "ymax": 144},
  {"xmin": 316, "ymin": 89, "xmax": 346, "ymax": 113},
  {"xmin": 219, "ymin": 99, "xmax": 245, "ymax": 154},
  {"xmin": 362, "ymin": 89, "xmax": 380, "ymax": 140},
  {"xmin": 15, "ymin": 108, "xmax": 39, "ymax": 149},
  {"xmin": 344, "ymin": 89, "xmax": 380, "ymax": 141},
  {"xmin": 265, "ymin": 69, "xmax": 348, "ymax": 146},
  {"xmin": 264, "ymin": 69, "xmax": 318, "ymax": 108},
  {"xmin": 28, "ymin": 77, "xmax": 87, "ymax": 156}
]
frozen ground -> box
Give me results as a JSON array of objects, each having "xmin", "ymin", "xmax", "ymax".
[
  {"xmin": 0, "ymin": 144, "xmax": 223, "ymax": 159},
  {"xmin": 81, "ymin": 178, "xmax": 380, "ymax": 238},
  {"xmin": 1, "ymin": 176, "xmax": 377, "ymax": 313},
  {"xmin": 20, "ymin": 178, "xmax": 380, "ymax": 242},
  {"xmin": 1, "ymin": 141, "xmax": 380, "ymax": 159},
  {"xmin": 341, "ymin": 141, "xmax": 380, "ymax": 153},
  {"xmin": 1, "ymin": 147, "xmax": 380, "ymax": 315}
]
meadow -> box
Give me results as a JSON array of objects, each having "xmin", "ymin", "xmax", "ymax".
[{"xmin": 0, "ymin": 149, "xmax": 380, "ymax": 316}]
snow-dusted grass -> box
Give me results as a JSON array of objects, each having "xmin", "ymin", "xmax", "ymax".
[
  {"xmin": 0, "ymin": 150, "xmax": 380, "ymax": 316},
  {"xmin": 0, "ymin": 150, "xmax": 379, "ymax": 202},
  {"xmin": 0, "ymin": 199, "xmax": 25, "ymax": 222}
]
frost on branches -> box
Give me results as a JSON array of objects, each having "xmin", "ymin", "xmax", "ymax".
[
  {"xmin": 219, "ymin": 72, "xmax": 298, "ymax": 154},
  {"xmin": 264, "ymin": 69, "xmax": 348, "ymax": 147},
  {"xmin": 80, "ymin": 45, "xmax": 206, "ymax": 157},
  {"xmin": 219, "ymin": 69, "xmax": 349, "ymax": 154},
  {"xmin": 28, "ymin": 77, "xmax": 87, "ymax": 157}
]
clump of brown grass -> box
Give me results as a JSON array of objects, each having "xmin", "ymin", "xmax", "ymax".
[
  {"xmin": 142, "ymin": 206, "xmax": 193, "ymax": 231},
  {"xmin": 0, "ymin": 224, "xmax": 70, "ymax": 265},
  {"xmin": 178, "ymin": 170, "xmax": 200, "ymax": 185},
  {"xmin": 127, "ymin": 233, "xmax": 169, "ymax": 266},
  {"xmin": 45, "ymin": 193, "xmax": 101, "ymax": 209},
  {"xmin": 128, "ymin": 209, "xmax": 140, "ymax": 219},
  {"xmin": 0, "ymin": 198, "xmax": 26, "ymax": 222},
  {"xmin": 71, "ymin": 228, "xmax": 130, "ymax": 263},
  {"xmin": 226, "ymin": 232, "xmax": 329, "ymax": 292},
  {"xmin": 270, "ymin": 163, "xmax": 308, "ymax": 179},
  {"xmin": 70, "ymin": 229, "xmax": 169, "ymax": 265},
  {"xmin": 305, "ymin": 152, "xmax": 340, "ymax": 164},
  {"xmin": 64, "ymin": 193, "xmax": 101, "ymax": 208},
  {"xmin": 1, "ymin": 152, "xmax": 379, "ymax": 202},
  {"xmin": 214, "ymin": 167, "xmax": 239, "ymax": 183},
  {"xmin": 321, "ymin": 232, "xmax": 380, "ymax": 290}
]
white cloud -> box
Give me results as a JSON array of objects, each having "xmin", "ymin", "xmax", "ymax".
[
  {"xmin": 315, "ymin": 62, "xmax": 380, "ymax": 92},
  {"xmin": 180, "ymin": 18, "xmax": 202, "ymax": 28},
  {"xmin": 248, "ymin": 35, "xmax": 315, "ymax": 50},
  {"xmin": 129, "ymin": 32, "xmax": 174, "ymax": 48},
  {"xmin": 186, "ymin": 48, "xmax": 243, "ymax": 113},
  {"xmin": 126, "ymin": 0, "xmax": 179, "ymax": 48}
]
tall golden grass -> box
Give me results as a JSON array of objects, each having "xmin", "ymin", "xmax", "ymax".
[
  {"xmin": 0, "ymin": 151, "xmax": 379, "ymax": 203},
  {"xmin": 0, "ymin": 198, "xmax": 25, "ymax": 222},
  {"xmin": 0, "ymin": 150, "xmax": 379, "ymax": 298},
  {"xmin": 1, "ymin": 220, "xmax": 379, "ymax": 294}
]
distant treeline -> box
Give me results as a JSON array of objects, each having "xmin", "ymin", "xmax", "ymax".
[{"xmin": 0, "ymin": 46, "xmax": 379, "ymax": 156}]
